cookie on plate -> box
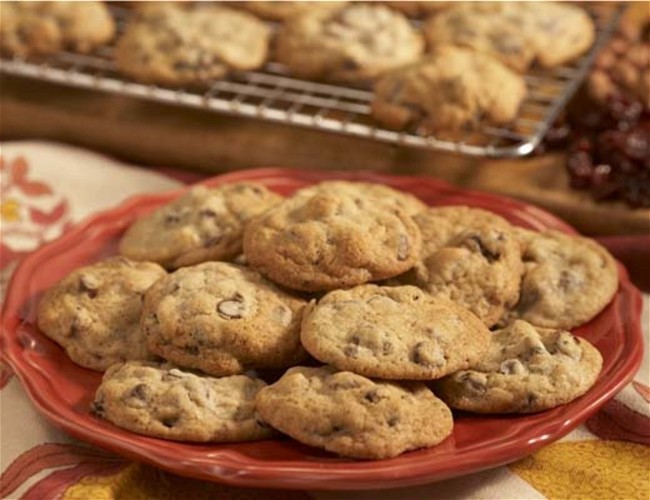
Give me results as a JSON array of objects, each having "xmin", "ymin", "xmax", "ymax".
[
  {"xmin": 92, "ymin": 361, "xmax": 273, "ymax": 442},
  {"xmin": 406, "ymin": 206, "xmax": 524, "ymax": 327},
  {"xmin": 239, "ymin": 1, "xmax": 347, "ymax": 21},
  {"xmin": 37, "ymin": 257, "xmax": 166, "ymax": 371},
  {"xmin": 119, "ymin": 183, "xmax": 282, "ymax": 269},
  {"xmin": 297, "ymin": 180, "xmax": 427, "ymax": 216},
  {"xmin": 372, "ymin": 45, "xmax": 527, "ymax": 132},
  {"xmin": 508, "ymin": 229, "xmax": 619, "ymax": 330},
  {"xmin": 276, "ymin": 4, "xmax": 424, "ymax": 82},
  {"xmin": 243, "ymin": 185, "xmax": 422, "ymax": 291},
  {"xmin": 435, "ymin": 320, "xmax": 603, "ymax": 413},
  {"xmin": 256, "ymin": 366, "xmax": 453, "ymax": 459},
  {"xmin": 0, "ymin": 1, "xmax": 115, "ymax": 58},
  {"xmin": 301, "ymin": 285, "xmax": 491, "ymax": 380},
  {"xmin": 141, "ymin": 262, "xmax": 307, "ymax": 376},
  {"xmin": 115, "ymin": 4, "xmax": 271, "ymax": 85}
]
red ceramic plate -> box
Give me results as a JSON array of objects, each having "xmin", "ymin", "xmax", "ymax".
[{"xmin": 1, "ymin": 169, "xmax": 644, "ymax": 491}]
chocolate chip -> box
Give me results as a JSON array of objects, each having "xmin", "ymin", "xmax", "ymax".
[
  {"xmin": 364, "ymin": 390, "xmax": 382, "ymax": 403},
  {"xmin": 199, "ymin": 209, "xmax": 217, "ymax": 218},
  {"xmin": 204, "ymin": 234, "xmax": 223, "ymax": 247},
  {"xmin": 387, "ymin": 416, "xmax": 399, "ymax": 427},
  {"xmin": 397, "ymin": 234, "xmax": 409, "ymax": 261},
  {"xmin": 500, "ymin": 359, "xmax": 527, "ymax": 375},
  {"xmin": 185, "ymin": 345, "xmax": 199, "ymax": 355},
  {"xmin": 164, "ymin": 213, "xmax": 181, "ymax": 224},
  {"xmin": 382, "ymin": 341, "xmax": 394, "ymax": 355},
  {"xmin": 217, "ymin": 293, "xmax": 245, "ymax": 319},
  {"xmin": 161, "ymin": 416, "xmax": 179, "ymax": 428},
  {"xmin": 462, "ymin": 235, "xmax": 500, "ymax": 263},
  {"xmin": 91, "ymin": 398, "xmax": 105, "ymax": 417},
  {"xmin": 79, "ymin": 275, "xmax": 99, "ymax": 298},
  {"xmin": 460, "ymin": 372, "xmax": 487, "ymax": 393},
  {"xmin": 410, "ymin": 341, "xmax": 445, "ymax": 367},
  {"xmin": 525, "ymin": 392, "xmax": 538, "ymax": 408},
  {"xmin": 128, "ymin": 383, "xmax": 151, "ymax": 401}
]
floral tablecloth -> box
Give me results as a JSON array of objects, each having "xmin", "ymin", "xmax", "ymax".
[{"xmin": 1, "ymin": 141, "xmax": 648, "ymax": 500}]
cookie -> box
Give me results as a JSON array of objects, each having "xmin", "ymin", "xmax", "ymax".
[
  {"xmin": 276, "ymin": 4, "xmax": 424, "ymax": 82},
  {"xmin": 408, "ymin": 206, "xmax": 524, "ymax": 326},
  {"xmin": 240, "ymin": 1, "xmax": 347, "ymax": 21},
  {"xmin": 300, "ymin": 284, "xmax": 491, "ymax": 380},
  {"xmin": 372, "ymin": 45, "xmax": 527, "ymax": 132},
  {"xmin": 508, "ymin": 229, "xmax": 619, "ymax": 329},
  {"xmin": 381, "ymin": 1, "xmax": 451, "ymax": 17},
  {"xmin": 243, "ymin": 185, "xmax": 422, "ymax": 291},
  {"xmin": 256, "ymin": 366, "xmax": 453, "ymax": 459},
  {"xmin": 435, "ymin": 320, "xmax": 603, "ymax": 413},
  {"xmin": 115, "ymin": 4, "xmax": 271, "ymax": 85},
  {"xmin": 92, "ymin": 361, "xmax": 273, "ymax": 442},
  {"xmin": 0, "ymin": 1, "xmax": 115, "ymax": 58},
  {"xmin": 141, "ymin": 262, "xmax": 307, "ymax": 376},
  {"xmin": 423, "ymin": 2, "xmax": 594, "ymax": 72},
  {"xmin": 119, "ymin": 183, "xmax": 282, "ymax": 269},
  {"xmin": 297, "ymin": 180, "xmax": 427, "ymax": 216},
  {"xmin": 37, "ymin": 257, "xmax": 166, "ymax": 371}
]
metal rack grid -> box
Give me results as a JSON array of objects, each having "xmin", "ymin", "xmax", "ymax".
[{"xmin": 0, "ymin": 4, "xmax": 621, "ymax": 158}]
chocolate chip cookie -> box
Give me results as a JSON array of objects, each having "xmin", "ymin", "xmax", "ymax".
[
  {"xmin": 37, "ymin": 257, "xmax": 166, "ymax": 371},
  {"xmin": 435, "ymin": 320, "xmax": 603, "ymax": 413},
  {"xmin": 92, "ymin": 361, "xmax": 273, "ymax": 442},
  {"xmin": 424, "ymin": 2, "xmax": 594, "ymax": 72},
  {"xmin": 301, "ymin": 285, "xmax": 491, "ymax": 380},
  {"xmin": 240, "ymin": 1, "xmax": 348, "ymax": 21},
  {"xmin": 119, "ymin": 183, "xmax": 282, "ymax": 269},
  {"xmin": 115, "ymin": 3, "xmax": 271, "ymax": 85},
  {"xmin": 276, "ymin": 4, "xmax": 424, "ymax": 82},
  {"xmin": 141, "ymin": 262, "xmax": 307, "ymax": 376},
  {"xmin": 256, "ymin": 366, "xmax": 453, "ymax": 459},
  {"xmin": 243, "ymin": 186, "xmax": 422, "ymax": 291},
  {"xmin": 508, "ymin": 229, "xmax": 619, "ymax": 330},
  {"xmin": 372, "ymin": 45, "xmax": 527, "ymax": 132},
  {"xmin": 1, "ymin": 1, "xmax": 115, "ymax": 58},
  {"xmin": 399, "ymin": 206, "xmax": 524, "ymax": 327}
]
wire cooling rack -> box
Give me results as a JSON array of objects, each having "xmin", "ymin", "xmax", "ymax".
[{"xmin": 0, "ymin": 4, "xmax": 621, "ymax": 158}]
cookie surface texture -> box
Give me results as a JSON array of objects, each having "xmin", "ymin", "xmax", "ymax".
[
  {"xmin": 243, "ymin": 184, "xmax": 422, "ymax": 291},
  {"xmin": 435, "ymin": 320, "xmax": 603, "ymax": 413},
  {"xmin": 372, "ymin": 45, "xmax": 527, "ymax": 132},
  {"xmin": 141, "ymin": 262, "xmax": 307, "ymax": 376},
  {"xmin": 119, "ymin": 183, "xmax": 282, "ymax": 269},
  {"xmin": 92, "ymin": 361, "xmax": 273, "ymax": 442},
  {"xmin": 115, "ymin": 4, "xmax": 270, "ymax": 85},
  {"xmin": 301, "ymin": 284, "xmax": 491, "ymax": 380},
  {"xmin": 276, "ymin": 4, "xmax": 424, "ymax": 81},
  {"xmin": 256, "ymin": 366, "xmax": 453, "ymax": 459},
  {"xmin": 509, "ymin": 229, "xmax": 619, "ymax": 329},
  {"xmin": 37, "ymin": 257, "xmax": 166, "ymax": 371}
]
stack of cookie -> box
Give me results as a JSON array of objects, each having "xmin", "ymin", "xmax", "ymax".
[
  {"xmin": 37, "ymin": 180, "xmax": 618, "ymax": 459},
  {"xmin": 1, "ymin": 1, "xmax": 597, "ymax": 134}
]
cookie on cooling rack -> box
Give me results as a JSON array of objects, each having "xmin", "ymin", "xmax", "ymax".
[
  {"xmin": 256, "ymin": 366, "xmax": 453, "ymax": 459},
  {"xmin": 37, "ymin": 257, "xmax": 166, "ymax": 371},
  {"xmin": 243, "ymin": 184, "xmax": 422, "ymax": 291},
  {"xmin": 507, "ymin": 229, "xmax": 618, "ymax": 330},
  {"xmin": 0, "ymin": 1, "xmax": 115, "ymax": 58},
  {"xmin": 114, "ymin": 3, "xmax": 271, "ymax": 85},
  {"xmin": 92, "ymin": 361, "xmax": 274, "ymax": 442},
  {"xmin": 435, "ymin": 320, "xmax": 603, "ymax": 413},
  {"xmin": 119, "ymin": 183, "xmax": 282, "ymax": 269},
  {"xmin": 276, "ymin": 3, "xmax": 424, "ymax": 82},
  {"xmin": 141, "ymin": 262, "xmax": 307, "ymax": 376},
  {"xmin": 372, "ymin": 46, "xmax": 526, "ymax": 133},
  {"xmin": 300, "ymin": 284, "xmax": 491, "ymax": 380}
]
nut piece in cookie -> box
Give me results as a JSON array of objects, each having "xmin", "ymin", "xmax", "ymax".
[
  {"xmin": 276, "ymin": 4, "xmax": 424, "ymax": 82},
  {"xmin": 115, "ymin": 4, "xmax": 271, "ymax": 85},
  {"xmin": 119, "ymin": 183, "xmax": 282, "ymax": 269},
  {"xmin": 300, "ymin": 284, "xmax": 491, "ymax": 380},
  {"xmin": 141, "ymin": 262, "xmax": 307, "ymax": 376},
  {"xmin": 372, "ymin": 45, "xmax": 526, "ymax": 132},
  {"xmin": 435, "ymin": 320, "xmax": 603, "ymax": 413},
  {"xmin": 92, "ymin": 361, "xmax": 273, "ymax": 442},
  {"xmin": 256, "ymin": 366, "xmax": 453, "ymax": 459},
  {"xmin": 509, "ymin": 229, "xmax": 619, "ymax": 330},
  {"xmin": 0, "ymin": 1, "xmax": 115, "ymax": 58},
  {"xmin": 37, "ymin": 257, "xmax": 166, "ymax": 371},
  {"xmin": 406, "ymin": 206, "xmax": 524, "ymax": 327},
  {"xmin": 243, "ymin": 184, "xmax": 422, "ymax": 291}
]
